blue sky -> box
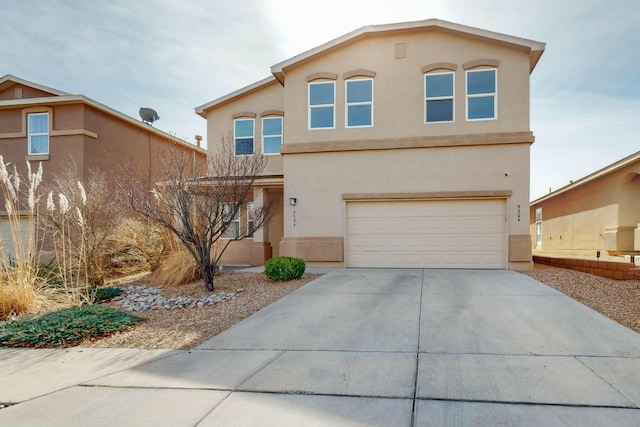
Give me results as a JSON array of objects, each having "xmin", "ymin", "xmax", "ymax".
[{"xmin": 1, "ymin": 0, "xmax": 638, "ymax": 200}]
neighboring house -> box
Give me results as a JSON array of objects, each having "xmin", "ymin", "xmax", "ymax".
[
  {"xmin": 196, "ymin": 19, "xmax": 545, "ymax": 270},
  {"xmin": 0, "ymin": 74, "xmax": 207, "ymax": 257},
  {"xmin": 530, "ymin": 151, "xmax": 640, "ymax": 257}
]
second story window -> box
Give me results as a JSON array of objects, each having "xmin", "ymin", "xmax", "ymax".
[
  {"xmin": 308, "ymin": 81, "xmax": 335, "ymax": 129},
  {"xmin": 28, "ymin": 112, "xmax": 49, "ymax": 155},
  {"xmin": 425, "ymin": 72, "xmax": 454, "ymax": 123},
  {"xmin": 346, "ymin": 78, "xmax": 373, "ymax": 127},
  {"xmin": 234, "ymin": 118, "xmax": 254, "ymax": 155},
  {"xmin": 466, "ymin": 69, "xmax": 497, "ymax": 120},
  {"xmin": 262, "ymin": 117, "xmax": 282, "ymax": 155}
]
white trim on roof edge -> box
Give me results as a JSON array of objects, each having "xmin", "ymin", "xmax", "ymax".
[
  {"xmin": 195, "ymin": 76, "xmax": 277, "ymax": 117},
  {"xmin": 0, "ymin": 74, "xmax": 70, "ymax": 96},
  {"xmin": 270, "ymin": 18, "xmax": 546, "ymax": 82}
]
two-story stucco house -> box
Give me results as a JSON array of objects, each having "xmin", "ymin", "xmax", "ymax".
[
  {"xmin": 196, "ymin": 19, "xmax": 545, "ymax": 270},
  {"xmin": 0, "ymin": 74, "xmax": 207, "ymax": 256}
]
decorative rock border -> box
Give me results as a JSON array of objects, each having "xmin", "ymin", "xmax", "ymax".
[{"xmin": 111, "ymin": 285, "xmax": 238, "ymax": 312}]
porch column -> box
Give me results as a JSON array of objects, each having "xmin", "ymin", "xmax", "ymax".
[{"xmin": 249, "ymin": 188, "xmax": 273, "ymax": 265}]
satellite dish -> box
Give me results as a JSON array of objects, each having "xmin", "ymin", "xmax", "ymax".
[{"xmin": 139, "ymin": 107, "xmax": 160, "ymax": 125}]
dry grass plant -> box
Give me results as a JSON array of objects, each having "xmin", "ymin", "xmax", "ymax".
[
  {"xmin": 102, "ymin": 217, "xmax": 164, "ymax": 278},
  {"xmin": 0, "ymin": 157, "xmax": 46, "ymax": 319},
  {"xmin": 152, "ymin": 234, "xmax": 202, "ymax": 286}
]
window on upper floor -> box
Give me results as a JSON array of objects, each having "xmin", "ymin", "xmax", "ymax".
[
  {"xmin": 466, "ymin": 69, "xmax": 497, "ymax": 120},
  {"xmin": 345, "ymin": 78, "xmax": 373, "ymax": 127},
  {"xmin": 308, "ymin": 81, "xmax": 335, "ymax": 129},
  {"xmin": 28, "ymin": 112, "xmax": 49, "ymax": 155},
  {"xmin": 234, "ymin": 118, "xmax": 254, "ymax": 155},
  {"xmin": 425, "ymin": 72, "xmax": 454, "ymax": 123},
  {"xmin": 262, "ymin": 116, "xmax": 282, "ymax": 155}
]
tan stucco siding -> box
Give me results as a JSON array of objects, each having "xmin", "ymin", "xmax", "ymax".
[
  {"xmin": 530, "ymin": 161, "xmax": 640, "ymax": 252},
  {"xmin": 204, "ymin": 80, "xmax": 284, "ymax": 176},
  {"xmin": 283, "ymin": 31, "xmax": 531, "ymax": 144},
  {"xmin": 283, "ymin": 142, "xmax": 530, "ymax": 239}
]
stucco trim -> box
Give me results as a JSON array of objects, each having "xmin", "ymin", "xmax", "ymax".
[
  {"xmin": 421, "ymin": 62, "xmax": 458, "ymax": 73},
  {"xmin": 232, "ymin": 111, "xmax": 257, "ymax": 119},
  {"xmin": 306, "ymin": 72, "xmax": 338, "ymax": 82},
  {"xmin": 342, "ymin": 69, "xmax": 377, "ymax": 79},
  {"xmin": 281, "ymin": 132, "xmax": 534, "ymax": 154},
  {"xmin": 25, "ymin": 154, "xmax": 49, "ymax": 161},
  {"xmin": 259, "ymin": 109, "xmax": 284, "ymax": 117},
  {"xmin": 509, "ymin": 234, "xmax": 532, "ymax": 262},
  {"xmin": 342, "ymin": 190, "xmax": 512, "ymax": 200},
  {"xmin": 279, "ymin": 236, "xmax": 343, "ymax": 262},
  {"xmin": 463, "ymin": 58, "xmax": 501, "ymax": 69},
  {"xmin": 51, "ymin": 129, "xmax": 98, "ymax": 139}
]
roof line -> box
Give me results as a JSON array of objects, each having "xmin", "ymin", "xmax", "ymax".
[
  {"xmin": 531, "ymin": 150, "xmax": 640, "ymax": 204},
  {"xmin": 270, "ymin": 18, "xmax": 546, "ymax": 81},
  {"xmin": 0, "ymin": 74, "xmax": 70, "ymax": 96},
  {"xmin": 194, "ymin": 76, "xmax": 277, "ymax": 117},
  {"xmin": 0, "ymin": 93, "xmax": 206, "ymax": 155}
]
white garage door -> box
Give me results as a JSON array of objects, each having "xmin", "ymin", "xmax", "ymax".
[{"xmin": 346, "ymin": 199, "xmax": 507, "ymax": 268}]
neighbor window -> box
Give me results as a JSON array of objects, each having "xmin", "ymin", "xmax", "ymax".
[
  {"xmin": 28, "ymin": 113, "xmax": 49, "ymax": 155},
  {"xmin": 234, "ymin": 118, "xmax": 254, "ymax": 155},
  {"xmin": 222, "ymin": 204, "xmax": 240, "ymax": 239},
  {"xmin": 262, "ymin": 117, "xmax": 282, "ymax": 155},
  {"xmin": 309, "ymin": 81, "xmax": 335, "ymax": 129},
  {"xmin": 346, "ymin": 78, "xmax": 373, "ymax": 127},
  {"xmin": 425, "ymin": 72, "xmax": 454, "ymax": 123},
  {"xmin": 247, "ymin": 203, "xmax": 255, "ymax": 238},
  {"xmin": 535, "ymin": 207, "xmax": 542, "ymax": 248},
  {"xmin": 466, "ymin": 69, "xmax": 497, "ymax": 120}
]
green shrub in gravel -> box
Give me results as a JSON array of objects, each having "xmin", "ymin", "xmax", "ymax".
[
  {"xmin": 0, "ymin": 305, "xmax": 140, "ymax": 348},
  {"xmin": 92, "ymin": 287, "xmax": 122, "ymax": 303},
  {"xmin": 264, "ymin": 256, "xmax": 306, "ymax": 281}
]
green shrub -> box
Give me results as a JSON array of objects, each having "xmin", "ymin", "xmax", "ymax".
[
  {"xmin": 0, "ymin": 305, "xmax": 140, "ymax": 348},
  {"xmin": 264, "ymin": 256, "xmax": 305, "ymax": 281},
  {"xmin": 93, "ymin": 287, "xmax": 122, "ymax": 303}
]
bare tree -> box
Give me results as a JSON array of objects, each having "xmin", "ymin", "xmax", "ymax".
[{"xmin": 121, "ymin": 137, "xmax": 271, "ymax": 292}]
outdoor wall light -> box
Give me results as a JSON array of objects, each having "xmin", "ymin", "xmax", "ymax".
[{"xmin": 289, "ymin": 197, "xmax": 297, "ymax": 206}]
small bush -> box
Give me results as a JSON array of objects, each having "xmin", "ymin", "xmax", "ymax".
[
  {"xmin": 0, "ymin": 305, "xmax": 140, "ymax": 347},
  {"xmin": 92, "ymin": 287, "xmax": 122, "ymax": 303},
  {"xmin": 152, "ymin": 247, "xmax": 201, "ymax": 286},
  {"xmin": 264, "ymin": 256, "xmax": 305, "ymax": 281}
]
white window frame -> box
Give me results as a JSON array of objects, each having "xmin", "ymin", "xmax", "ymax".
[
  {"xmin": 424, "ymin": 71, "xmax": 455, "ymax": 124},
  {"xmin": 345, "ymin": 77, "xmax": 374, "ymax": 128},
  {"xmin": 465, "ymin": 68, "xmax": 497, "ymax": 121},
  {"xmin": 308, "ymin": 81, "xmax": 335, "ymax": 130},
  {"xmin": 27, "ymin": 112, "xmax": 50, "ymax": 155},
  {"xmin": 261, "ymin": 116, "xmax": 283, "ymax": 155},
  {"xmin": 221, "ymin": 204, "xmax": 240, "ymax": 240},
  {"xmin": 233, "ymin": 118, "xmax": 255, "ymax": 156}
]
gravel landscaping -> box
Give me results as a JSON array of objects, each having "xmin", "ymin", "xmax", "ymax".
[
  {"xmin": 78, "ymin": 264, "xmax": 639, "ymax": 350},
  {"xmin": 522, "ymin": 263, "xmax": 640, "ymax": 334},
  {"xmin": 79, "ymin": 271, "xmax": 320, "ymax": 350}
]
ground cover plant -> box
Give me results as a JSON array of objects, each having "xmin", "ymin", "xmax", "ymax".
[{"xmin": 0, "ymin": 305, "xmax": 140, "ymax": 347}]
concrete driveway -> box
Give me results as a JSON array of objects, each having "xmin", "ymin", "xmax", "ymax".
[{"xmin": 1, "ymin": 269, "xmax": 640, "ymax": 426}]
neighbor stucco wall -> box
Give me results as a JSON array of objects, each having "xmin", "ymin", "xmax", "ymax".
[{"xmin": 530, "ymin": 161, "xmax": 640, "ymax": 252}]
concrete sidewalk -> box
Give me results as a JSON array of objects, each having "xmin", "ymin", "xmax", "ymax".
[{"xmin": 1, "ymin": 269, "xmax": 640, "ymax": 426}]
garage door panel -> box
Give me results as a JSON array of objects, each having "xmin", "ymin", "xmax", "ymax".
[{"xmin": 346, "ymin": 200, "xmax": 506, "ymax": 269}]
